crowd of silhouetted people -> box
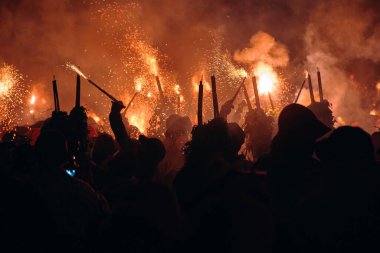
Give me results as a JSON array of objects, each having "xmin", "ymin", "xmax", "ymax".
[{"xmin": 1, "ymin": 101, "xmax": 380, "ymax": 253}]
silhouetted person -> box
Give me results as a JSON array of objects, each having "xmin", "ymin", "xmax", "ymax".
[
  {"xmin": 294, "ymin": 126, "xmax": 380, "ymax": 253},
  {"xmin": 253, "ymin": 103, "xmax": 331, "ymax": 252},
  {"xmin": 27, "ymin": 130, "xmax": 107, "ymax": 247}
]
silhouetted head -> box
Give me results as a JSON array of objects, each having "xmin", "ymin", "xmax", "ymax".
[
  {"xmin": 35, "ymin": 130, "xmax": 68, "ymax": 169},
  {"xmin": 92, "ymin": 133, "xmax": 117, "ymax": 165},
  {"xmin": 139, "ymin": 135, "xmax": 166, "ymax": 167},
  {"xmin": 165, "ymin": 114, "xmax": 192, "ymax": 139},
  {"xmin": 272, "ymin": 103, "xmax": 330, "ymax": 156},
  {"xmin": 184, "ymin": 118, "xmax": 233, "ymax": 163},
  {"xmin": 317, "ymin": 126, "xmax": 375, "ymax": 165}
]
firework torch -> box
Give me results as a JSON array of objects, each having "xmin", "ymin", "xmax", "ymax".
[
  {"xmin": 198, "ymin": 80, "xmax": 203, "ymax": 125},
  {"xmin": 294, "ymin": 78, "xmax": 306, "ymax": 103},
  {"xmin": 123, "ymin": 92, "xmax": 139, "ymax": 117},
  {"xmin": 252, "ymin": 76, "xmax": 261, "ymax": 110},
  {"xmin": 52, "ymin": 76, "xmax": 60, "ymax": 112},
  {"xmin": 67, "ymin": 64, "xmax": 123, "ymax": 105},
  {"xmin": 75, "ymin": 74, "xmax": 80, "ymax": 108},
  {"xmin": 317, "ymin": 68, "xmax": 324, "ymax": 101},
  {"xmin": 230, "ymin": 77, "xmax": 246, "ymax": 103},
  {"xmin": 211, "ymin": 75, "xmax": 219, "ymax": 118},
  {"xmin": 308, "ymin": 73, "xmax": 315, "ymax": 103},
  {"xmin": 155, "ymin": 75, "xmax": 164, "ymax": 99}
]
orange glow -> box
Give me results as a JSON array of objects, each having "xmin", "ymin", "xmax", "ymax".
[
  {"xmin": 370, "ymin": 109, "xmax": 378, "ymax": 116},
  {"xmin": 29, "ymin": 109, "xmax": 34, "ymax": 114},
  {"xmin": 254, "ymin": 62, "xmax": 278, "ymax": 94},
  {"xmin": 376, "ymin": 82, "xmax": 380, "ymax": 91},
  {"xmin": 180, "ymin": 95, "xmax": 184, "ymax": 102}
]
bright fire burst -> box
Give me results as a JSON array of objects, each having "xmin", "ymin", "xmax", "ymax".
[
  {"xmin": 253, "ymin": 62, "xmax": 279, "ymax": 94},
  {"xmin": 66, "ymin": 63, "xmax": 88, "ymax": 79},
  {"xmin": 0, "ymin": 64, "xmax": 25, "ymax": 126},
  {"xmin": 174, "ymin": 84, "xmax": 180, "ymax": 95},
  {"xmin": 29, "ymin": 95, "xmax": 36, "ymax": 105},
  {"xmin": 145, "ymin": 56, "xmax": 158, "ymax": 76}
]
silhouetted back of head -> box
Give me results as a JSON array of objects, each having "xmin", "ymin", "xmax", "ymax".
[
  {"xmin": 92, "ymin": 133, "xmax": 117, "ymax": 164},
  {"xmin": 272, "ymin": 103, "xmax": 330, "ymax": 156},
  {"xmin": 317, "ymin": 126, "xmax": 375, "ymax": 165},
  {"xmin": 165, "ymin": 114, "xmax": 192, "ymax": 139},
  {"xmin": 35, "ymin": 130, "xmax": 68, "ymax": 169},
  {"xmin": 139, "ymin": 135, "xmax": 166, "ymax": 167}
]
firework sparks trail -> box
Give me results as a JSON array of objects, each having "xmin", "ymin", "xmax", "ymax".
[{"xmin": 0, "ymin": 64, "xmax": 26, "ymax": 127}]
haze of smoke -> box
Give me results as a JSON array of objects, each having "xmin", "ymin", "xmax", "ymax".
[
  {"xmin": 233, "ymin": 31, "xmax": 289, "ymax": 68},
  {"xmin": 305, "ymin": 0, "xmax": 380, "ymax": 132}
]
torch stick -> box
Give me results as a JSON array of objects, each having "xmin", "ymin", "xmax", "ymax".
[
  {"xmin": 52, "ymin": 76, "xmax": 60, "ymax": 112},
  {"xmin": 177, "ymin": 95, "xmax": 181, "ymax": 115},
  {"xmin": 317, "ymin": 68, "xmax": 324, "ymax": 101},
  {"xmin": 231, "ymin": 77, "xmax": 247, "ymax": 103},
  {"xmin": 211, "ymin": 75, "xmax": 219, "ymax": 118},
  {"xmin": 268, "ymin": 92, "xmax": 275, "ymax": 110},
  {"xmin": 155, "ymin": 75, "xmax": 164, "ymax": 98},
  {"xmin": 294, "ymin": 78, "xmax": 306, "ymax": 103},
  {"xmin": 123, "ymin": 92, "xmax": 139, "ymax": 116},
  {"xmin": 242, "ymin": 84, "xmax": 253, "ymax": 111},
  {"xmin": 308, "ymin": 73, "xmax": 315, "ymax": 103},
  {"xmin": 87, "ymin": 79, "xmax": 119, "ymax": 102},
  {"xmin": 75, "ymin": 74, "xmax": 80, "ymax": 108},
  {"xmin": 252, "ymin": 76, "xmax": 261, "ymax": 110},
  {"xmin": 67, "ymin": 64, "xmax": 121, "ymax": 103},
  {"xmin": 198, "ymin": 80, "xmax": 203, "ymax": 125}
]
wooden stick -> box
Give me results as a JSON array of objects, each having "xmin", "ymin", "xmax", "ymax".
[
  {"xmin": 87, "ymin": 79, "xmax": 119, "ymax": 102},
  {"xmin": 252, "ymin": 76, "xmax": 261, "ymax": 110},
  {"xmin": 198, "ymin": 80, "xmax": 203, "ymax": 125},
  {"xmin": 294, "ymin": 78, "xmax": 306, "ymax": 103},
  {"xmin": 52, "ymin": 76, "xmax": 60, "ymax": 112},
  {"xmin": 308, "ymin": 74, "xmax": 315, "ymax": 103},
  {"xmin": 231, "ymin": 77, "xmax": 246, "ymax": 103},
  {"xmin": 268, "ymin": 92, "xmax": 275, "ymax": 110},
  {"xmin": 155, "ymin": 75, "xmax": 164, "ymax": 98},
  {"xmin": 211, "ymin": 75, "xmax": 219, "ymax": 118},
  {"xmin": 75, "ymin": 74, "xmax": 80, "ymax": 108},
  {"xmin": 317, "ymin": 68, "xmax": 324, "ymax": 101},
  {"xmin": 242, "ymin": 84, "xmax": 253, "ymax": 111}
]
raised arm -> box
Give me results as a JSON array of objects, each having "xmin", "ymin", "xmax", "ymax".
[{"xmin": 109, "ymin": 101, "xmax": 130, "ymax": 149}]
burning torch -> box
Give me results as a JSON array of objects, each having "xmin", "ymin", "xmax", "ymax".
[
  {"xmin": 67, "ymin": 64, "xmax": 123, "ymax": 106},
  {"xmin": 211, "ymin": 75, "xmax": 219, "ymax": 118},
  {"xmin": 252, "ymin": 76, "xmax": 261, "ymax": 110}
]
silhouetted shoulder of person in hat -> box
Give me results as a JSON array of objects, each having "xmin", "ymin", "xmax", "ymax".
[{"xmin": 294, "ymin": 126, "xmax": 380, "ymax": 253}]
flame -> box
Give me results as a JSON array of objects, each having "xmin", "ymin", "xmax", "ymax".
[
  {"xmin": 0, "ymin": 64, "xmax": 19, "ymax": 97},
  {"xmin": 29, "ymin": 109, "xmax": 34, "ymax": 114},
  {"xmin": 235, "ymin": 68, "xmax": 248, "ymax": 78},
  {"xmin": 29, "ymin": 95, "xmax": 36, "ymax": 105},
  {"xmin": 134, "ymin": 76, "xmax": 146, "ymax": 92},
  {"xmin": 304, "ymin": 70, "xmax": 309, "ymax": 78},
  {"xmin": 129, "ymin": 114, "xmax": 146, "ymax": 133},
  {"xmin": 376, "ymin": 82, "xmax": 380, "ymax": 91},
  {"xmin": 66, "ymin": 63, "xmax": 88, "ymax": 79},
  {"xmin": 174, "ymin": 84, "xmax": 180, "ymax": 95},
  {"xmin": 370, "ymin": 109, "xmax": 378, "ymax": 116},
  {"xmin": 145, "ymin": 56, "xmax": 158, "ymax": 76},
  {"xmin": 254, "ymin": 62, "xmax": 278, "ymax": 94},
  {"xmin": 88, "ymin": 112, "xmax": 101, "ymax": 124}
]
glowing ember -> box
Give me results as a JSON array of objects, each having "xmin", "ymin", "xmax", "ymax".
[
  {"xmin": 147, "ymin": 92, "xmax": 152, "ymax": 98},
  {"xmin": 29, "ymin": 95, "xmax": 36, "ymax": 105},
  {"xmin": 254, "ymin": 62, "xmax": 278, "ymax": 94},
  {"xmin": 29, "ymin": 109, "xmax": 34, "ymax": 114},
  {"xmin": 66, "ymin": 63, "xmax": 88, "ymax": 79},
  {"xmin": 376, "ymin": 82, "xmax": 380, "ymax": 91},
  {"xmin": 180, "ymin": 95, "xmax": 184, "ymax": 102}
]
